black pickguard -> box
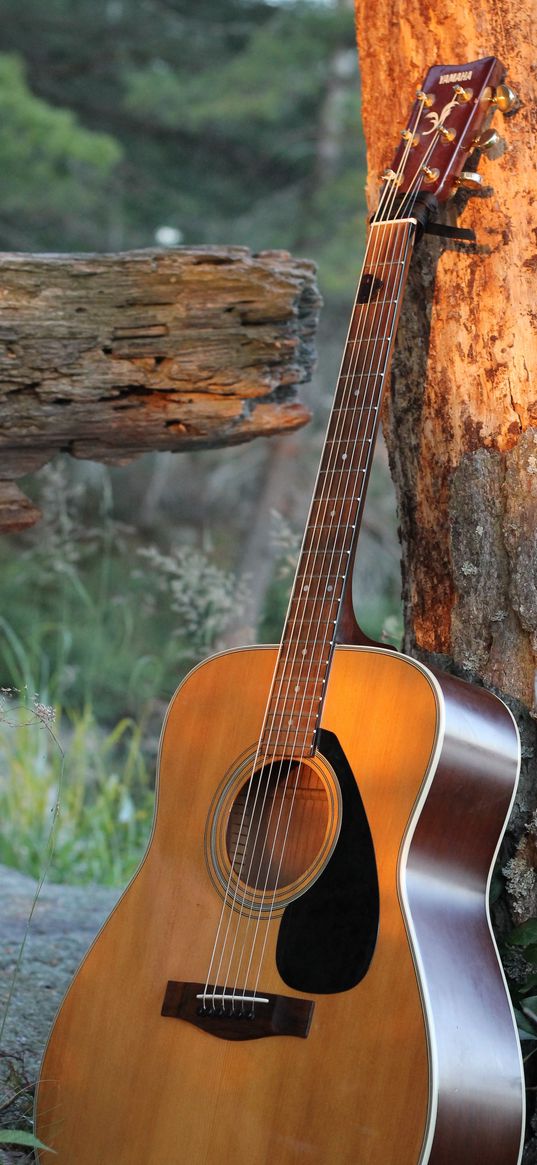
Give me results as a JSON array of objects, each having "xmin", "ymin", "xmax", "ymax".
[{"xmin": 276, "ymin": 729, "xmax": 379, "ymax": 994}]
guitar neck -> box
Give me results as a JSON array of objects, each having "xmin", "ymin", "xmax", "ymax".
[{"xmin": 261, "ymin": 216, "xmax": 417, "ymax": 758}]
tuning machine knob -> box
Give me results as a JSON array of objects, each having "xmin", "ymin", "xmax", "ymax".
[
  {"xmin": 473, "ymin": 129, "xmax": 501, "ymax": 150},
  {"xmin": 492, "ymin": 83, "xmax": 520, "ymax": 114},
  {"xmin": 453, "ymin": 84, "xmax": 472, "ymax": 103},
  {"xmin": 421, "ymin": 165, "xmax": 440, "ymax": 184},
  {"xmin": 401, "ymin": 128, "xmax": 420, "ymax": 147},
  {"xmin": 455, "ymin": 171, "xmax": 484, "ymax": 191}
]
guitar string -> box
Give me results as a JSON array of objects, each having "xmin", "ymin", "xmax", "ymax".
[
  {"xmin": 225, "ymin": 104, "xmax": 452, "ymax": 1008},
  {"xmin": 209, "ymin": 105, "xmax": 427, "ymax": 1007},
  {"xmin": 244, "ymin": 110, "xmax": 459, "ymax": 1003},
  {"xmin": 243, "ymin": 212, "xmax": 423, "ymax": 1000},
  {"xmin": 202, "ymin": 88, "xmax": 449, "ymax": 1011},
  {"xmin": 224, "ymin": 192, "xmax": 422, "ymax": 1001},
  {"xmin": 210, "ymin": 96, "xmax": 441, "ymax": 1008},
  {"xmin": 201, "ymin": 158, "xmax": 409, "ymax": 1010}
]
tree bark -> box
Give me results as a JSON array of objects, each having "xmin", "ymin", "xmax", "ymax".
[
  {"xmin": 354, "ymin": 2, "xmax": 537, "ymax": 1147},
  {"xmin": 0, "ymin": 246, "xmax": 320, "ymax": 531}
]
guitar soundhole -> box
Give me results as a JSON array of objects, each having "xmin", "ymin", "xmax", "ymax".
[
  {"xmin": 206, "ymin": 750, "xmax": 341, "ymax": 913},
  {"xmin": 226, "ymin": 759, "xmax": 329, "ymax": 893}
]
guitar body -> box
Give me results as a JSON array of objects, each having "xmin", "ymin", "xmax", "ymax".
[{"xmin": 35, "ymin": 644, "xmax": 524, "ymax": 1165}]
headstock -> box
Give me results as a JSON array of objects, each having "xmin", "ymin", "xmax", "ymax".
[{"xmin": 383, "ymin": 56, "xmax": 518, "ymax": 205}]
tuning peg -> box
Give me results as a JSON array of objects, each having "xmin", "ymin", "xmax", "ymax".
[
  {"xmin": 492, "ymin": 83, "xmax": 520, "ymax": 114},
  {"xmin": 421, "ymin": 165, "xmax": 440, "ymax": 184},
  {"xmin": 401, "ymin": 129, "xmax": 420, "ymax": 147},
  {"xmin": 473, "ymin": 129, "xmax": 501, "ymax": 150},
  {"xmin": 416, "ymin": 89, "xmax": 434, "ymax": 108},
  {"xmin": 455, "ymin": 171, "xmax": 484, "ymax": 191}
]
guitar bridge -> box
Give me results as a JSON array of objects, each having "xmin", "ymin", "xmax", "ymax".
[{"xmin": 161, "ymin": 981, "xmax": 314, "ymax": 1041}]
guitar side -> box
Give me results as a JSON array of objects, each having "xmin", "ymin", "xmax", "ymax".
[
  {"xmin": 34, "ymin": 645, "xmax": 523, "ymax": 1165},
  {"xmin": 402, "ymin": 665, "xmax": 524, "ymax": 1164}
]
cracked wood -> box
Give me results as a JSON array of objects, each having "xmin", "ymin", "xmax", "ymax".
[
  {"xmin": 354, "ymin": 4, "xmax": 537, "ymax": 945},
  {"xmin": 0, "ymin": 245, "xmax": 320, "ymax": 530},
  {"xmin": 354, "ymin": 1, "xmax": 537, "ymax": 708}
]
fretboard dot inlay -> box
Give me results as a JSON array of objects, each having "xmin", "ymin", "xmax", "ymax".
[{"xmin": 258, "ymin": 218, "xmax": 414, "ymax": 761}]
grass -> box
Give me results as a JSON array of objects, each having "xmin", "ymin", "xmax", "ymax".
[
  {"xmin": 0, "ymin": 456, "xmax": 401, "ymax": 889},
  {"xmin": 0, "ymin": 460, "xmax": 251, "ymax": 887},
  {"xmin": 0, "ymin": 694, "xmax": 154, "ymax": 885}
]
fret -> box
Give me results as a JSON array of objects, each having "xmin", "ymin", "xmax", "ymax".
[
  {"xmin": 293, "ymin": 577, "xmax": 346, "ymax": 588},
  {"xmin": 331, "ymin": 404, "xmax": 378, "ymax": 415},
  {"xmin": 288, "ymin": 592, "xmax": 341, "ymax": 611},
  {"xmin": 325, "ymin": 436, "xmax": 373, "ymax": 446},
  {"xmin": 264, "ymin": 710, "xmax": 321, "ymax": 730},
  {"xmin": 318, "ymin": 467, "xmax": 367, "ymax": 476},
  {"xmin": 358, "ymin": 259, "xmax": 406, "ymax": 268},
  {"xmin": 262, "ymin": 217, "xmax": 415, "ymax": 759},
  {"xmin": 302, "ymin": 524, "xmax": 355, "ymax": 538},
  {"xmin": 263, "ymin": 703, "xmax": 321, "ymax": 722},
  {"xmin": 338, "ymin": 364, "xmax": 389, "ymax": 384},
  {"xmin": 303, "ymin": 516, "xmax": 355, "ymax": 535},
  {"xmin": 336, "ymin": 373, "xmax": 385, "ymax": 385},
  {"xmin": 342, "ymin": 330, "xmax": 393, "ymax": 342},
  {"xmin": 276, "ymin": 655, "xmax": 333, "ymax": 670},
  {"xmin": 291, "ymin": 575, "xmax": 344, "ymax": 591},
  {"xmin": 343, "ymin": 331, "xmax": 395, "ymax": 344},
  {"xmin": 309, "ymin": 496, "xmax": 360, "ymax": 510},
  {"xmin": 295, "ymin": 557, "xmax": 351, "ymax": 577},
  {"xmin": 294, "ymin": 547, "xmax": 354, "ymax": 566},
  {"xmin": 279, "ymin": 633, "xmax": 335, "ymax": 647},
  {"xmin": 287, "ymin": 606, "xmax": 340, "ymax": 627},
  {"xmin": 316, "ymin": 466, "xmax": 365, "ymax": 479},
  {"xmin": 321, "ymin": 433, "xmax": 375, "ymax": 454},
  {"xmin": 285, "ymin": 616, "xmax": 338, "ymax": 627},
  {"xmin": 351, "ymin": 295, "xmax": 398, "ymax": 305},
  {"xmin": 265, "ymin": 691, "xmax": 325, "ymax": 708},
  {"xmin": 332, "ymin": 396, "xmax": 380, "ymax": 404},
  {"xmin": 269, "ymin": 687, "xmax": 325, "ymax": 706},
  {"xmin": 298, "ymin": 547, "xmax": 354, "ymax": 559},
  {"xmin": 300, "ymin": 525, "xmax": 356, "ymax": 534},
  {"xmin": 309, "ymin": 491, "xmax": 359, "ymax": 507},
  {"xmin": 278, "ymin": 651, "xmax": 332, "ymax": 667}
]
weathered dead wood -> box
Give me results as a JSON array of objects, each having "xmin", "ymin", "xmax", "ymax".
[
  {"xmin": 354, "ymin": 6, "xmax": 537, "ymax": 1116},
  {"xmin": 354, "ymin": 7, "xmax": 537, "ymax": 767},
  {"xmin": 0, "ymin": 246, "xmax": 320, "ymax": 530}
]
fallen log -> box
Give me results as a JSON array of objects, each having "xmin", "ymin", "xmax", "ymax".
[{"xmin": 0, "ymin": 245, "xmax": 321, "ymax": 530}]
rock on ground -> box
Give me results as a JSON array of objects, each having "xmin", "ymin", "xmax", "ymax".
[{"xmin": 0, "ymin": 863, "xmax": 119, "ymax": 1162}]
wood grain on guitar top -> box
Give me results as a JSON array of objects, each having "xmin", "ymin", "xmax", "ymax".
[{"xmin": 34, "ymin": 645, "xmax": 523, "ymax": 1165}]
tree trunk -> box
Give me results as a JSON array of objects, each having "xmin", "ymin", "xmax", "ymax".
[
  {"xmin": 354, "ymin": 1, "xmax": 537, "ymax": 1149},
  {"xmin": 0, "ymin": 246, "xmax": 320, "ymax": 531}
]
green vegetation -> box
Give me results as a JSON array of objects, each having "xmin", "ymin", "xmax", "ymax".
[
  {"xmin": 0, "ymin": 0, "xmax": 365, "ymax": 299},
  {"xmin": 0, "ymin": 461, "xmax": 251, "ymax": 884},
  {"xmin": 0, "ymin": 0, "xmax": 402, "ymax": 890},
  {"xmin": 503, "ymin": 918, "xmax": 537, "ymax": 1050}
]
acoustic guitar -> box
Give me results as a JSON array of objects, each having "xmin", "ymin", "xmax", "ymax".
[{"xmin": 35, "ymin": 57, "xmax": 525, "ymax": 1164}]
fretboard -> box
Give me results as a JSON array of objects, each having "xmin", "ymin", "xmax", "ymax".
[{"xmin": 260, "ymin": 217, "xmax": 417, "ymax": 759}]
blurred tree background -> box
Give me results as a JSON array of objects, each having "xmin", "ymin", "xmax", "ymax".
[{"xmin": 0, "ymin": 0, "xmax": 401, "ymax": 883}]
